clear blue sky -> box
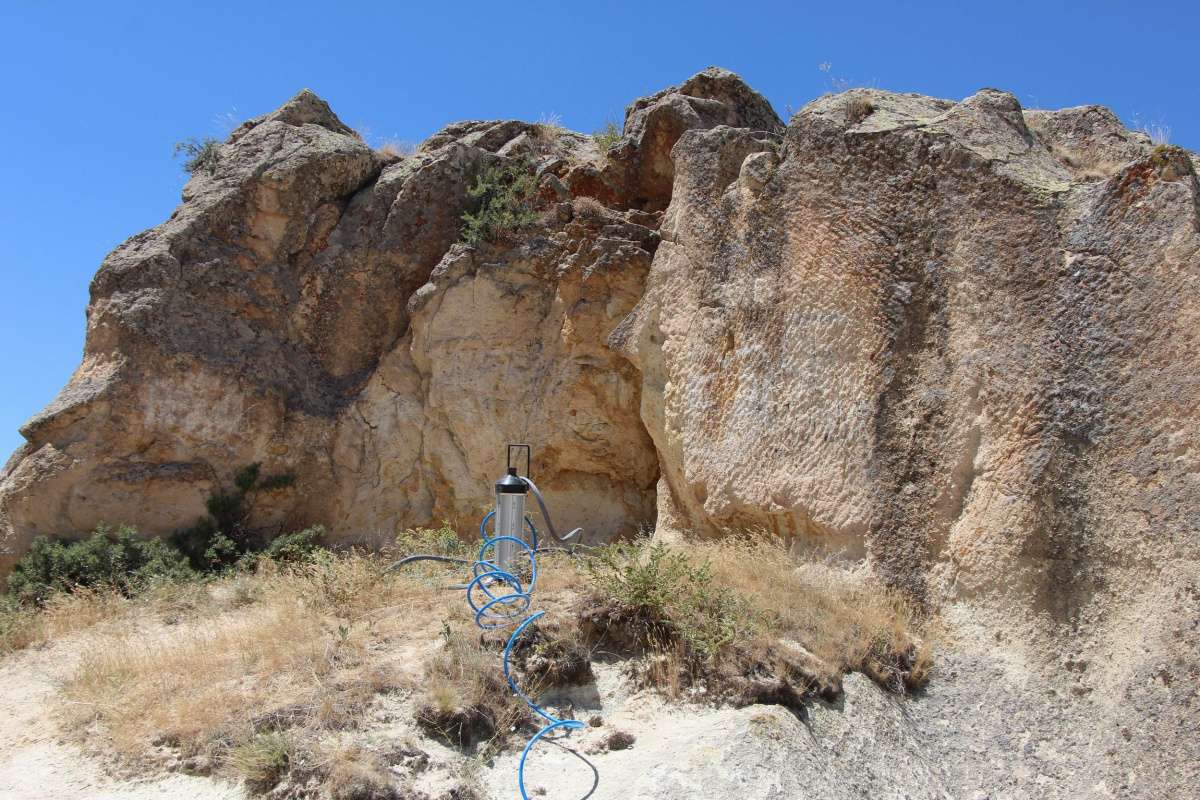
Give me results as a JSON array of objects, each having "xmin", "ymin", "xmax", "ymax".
[{"xmin": 1, "ymin": 0, "xmax": 1196, "ymax": 460}]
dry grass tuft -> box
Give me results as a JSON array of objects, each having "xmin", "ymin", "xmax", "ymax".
[
  {"xmin": 377, "ymin": 139, "xmax": 417, "ymax": 160},
  {"xmin": 1139, "ymin": 121, "xmax": 1171, "ymax": 146},
  {"xmin": 533, "ymin": 112, "xmax": 567, "ymax": 151},
  {"xmin": 572, "ymin": 196, "xmax": 608, "ymax": 220},
  {"xmin": 2, "ymin": 587, "xmax": 130, "ymax": 653},
  {"xmin": 1048, "ymin": 144, "xmax": 1124, "ymax": 182},
  {"xmin": 317, "ymin": 741, "xmax": 401, "ymax": 800},
  {"xmin": 415, "ymin": 624, "xmax": 530, "ymax": 750},
  {"xmin": 844, "ymin": 96, "xmax": 875, "ymax": 126},
  {"xmin": 697, "ymin": 534, "xmax": 934, "ymax": 692},
  {"xmin": 228, "ymin": 731, "xmax": 292, "ymax": 791}
]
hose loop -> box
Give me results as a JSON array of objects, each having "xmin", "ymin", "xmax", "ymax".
[{"xmin": 468, "ymin": 513, "xmax": 586, "ymax": 799}]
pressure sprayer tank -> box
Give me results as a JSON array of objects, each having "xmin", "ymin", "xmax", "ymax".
[{"xmin": 494, "ymin": 464, "xmax": 529, "ymax": 571}]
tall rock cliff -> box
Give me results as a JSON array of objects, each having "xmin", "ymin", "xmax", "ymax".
[
  {"xmin": 1, "ymin": 68, "xmax": 1198, "ymax": 796},
  {"xmin": 0, "ymin": 69, "xmax": 782, "ymax": 564}
]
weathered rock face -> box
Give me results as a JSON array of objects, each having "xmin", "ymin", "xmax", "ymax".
[
  {"xmin": 614, "ymin": 86, "xmax": 1200, "ymax": 606},
  {"xmin": 2, "ymin": 68, "xmax": 1199, "ymax": 796},
  {"xmin": 0, "ymin": 68, "xmax": 780, "ymax": 562},
  {"xmin": 612, "ymin": 86, "xmax": 1200, "ymax": 797}
]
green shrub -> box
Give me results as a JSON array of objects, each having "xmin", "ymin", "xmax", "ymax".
[
  {"xmin": 3, "ymin": 463, "xmax": 313, "ymax": 609},
  {"xmin": 229, "ymin": 731, "xmax": 292, "ymax": 791},
  {"xmin": 173, "ymin": 137, "xmax": 221, "ymax": 175},
  {"xmin": 171, "ymin": 463, "xmax": 295, "ymax": 570},
  {"xmin": 583, "ymin": 540, "xmax": 746, "ymax": 659},
  {"xmin": 592, "ymin": 120, "xmax": 621, "ymax": 154},
  {"xmin": 459, "ymin": 160, "xmax": 539, "ymax": 246},
  {"xmin": 6, "ymin": 524, "xmax": 194, "ymax": 606},
  {"xmin": 262, "ymin": 525, "xmax": 327, "ymax": 563},
  {"xmin": 395, "ymin": 521, "xmax": 471, "ymax": 559}
]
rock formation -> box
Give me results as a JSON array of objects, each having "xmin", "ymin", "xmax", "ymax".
[
  {"xmin": 0, "ymin": 68, "xmax": 782, "ymax": 563},
  {"xmin": 2, "ymin": 67, "xmax": 1198, "ymax": 797}
]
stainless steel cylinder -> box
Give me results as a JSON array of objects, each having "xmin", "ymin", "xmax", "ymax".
[{"xmin": 494, "ymin": 489, "xmax": 526, "ymax": 571}]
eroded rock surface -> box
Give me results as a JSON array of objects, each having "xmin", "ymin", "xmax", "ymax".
[
  {"xmin": 0, "ymin": 69, "xmax": 778, "ymax": 560},
  {"xmin": 612, "ymin": 84, "xmax": 1200, "ymax": 798}
]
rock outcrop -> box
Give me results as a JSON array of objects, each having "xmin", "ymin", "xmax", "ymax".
[
  {"xmin": 609, "ymin": 85, "xmax": 1199, "ymax": 798},
  {"xmin": 0, "ymin": 68, "xmax": 779, "ymax": 562},
  {"xmin": 1, "ymin": 68, "xmax": 1198, "ymax": 798}
]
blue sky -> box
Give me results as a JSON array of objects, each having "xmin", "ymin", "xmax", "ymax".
[{"xmin": 1, "ymin": 0, "xmax": 1197, "ymax": 459}]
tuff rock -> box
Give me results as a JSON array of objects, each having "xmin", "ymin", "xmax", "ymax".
[{"xmin": 2, "ymin": 68, "xmax": 1199, "ymax": 798}]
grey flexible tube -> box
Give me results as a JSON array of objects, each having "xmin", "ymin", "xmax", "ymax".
[
  {"xmin": 384, "ymin": 554, "xmax": 471, "ymax": 572},
  {"xmin": 521, "ymin": 477, "xmax": 582, "ymax": 543}
]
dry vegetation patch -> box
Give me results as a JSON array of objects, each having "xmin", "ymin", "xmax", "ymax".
[
  {"xmin": 578, "ymin": 535, "xmax": 933, "ymax": 700},
  {"xmin": 2, "ymin": 527, "xmax": 933, "ymax": 795},
  {"xmin": 56, "ymin": 549, "xmax": 462, "ymax": 791},
  {"xmin": 1, "ymin": 586, "xmax": 129, "ymax": 653},
  {"xmin": 1048, "ymin": 143, "xmax": 1126, "ymax": 182}
]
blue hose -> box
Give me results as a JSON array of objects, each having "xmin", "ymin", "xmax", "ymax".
[
  {"xmin": 469, "ymin": 513, "xmax": 586, "ymax": 799},
  {"xmin": 479, "ymin": 510, "xmax": 539, "ymax": 550}
]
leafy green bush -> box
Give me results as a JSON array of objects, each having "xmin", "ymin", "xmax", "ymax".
[
  {"xmin": 459, "ymin": 160, "xmax": 539, "ymax": 245},
  {"xmin": 173, "ymin": 137, "xmax": 221, "ymax": 175},
  {"xmin": 6, "ymin": 524, "xmax": 194, "ymax": 606},
  {"xmin": 262, "ymin": 525, "xmax": 327, "ymax": 563},
  {"xmin": 171, "ymin": 463, "xmax": 295, "ymax": 570},
  {"xmin": 592, "ymin": 120, "xmax": 621, "ymax": 154},
  {"xmin": 583, "ymin": 540, "xmax": 746, "ymax": 659},
  {"xmin": 395, "ymin": 521, "xmax": 470, "ymax": 559}
]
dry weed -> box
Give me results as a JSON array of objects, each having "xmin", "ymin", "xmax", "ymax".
[
  {"xmin": 1, "ymin": 587, "xmax": 130, "ymax": 652},
  {"xmin": 57, "ymin": 553, "xmax": 460, "ymax": 779},
  {"xmin": 696, "ymin": 533, "xmax": 934, "ymax": 691},
  {"xmin": 316, "ymin": 741, "xmax": 400, "ymax": 800},
  {"xmin": 1048, "ymin": 144, "xmax": 1124, "ymax": 182},
  {"xmin": 572, "ymin": 196, "xmax": 607, "ymax": 220},
  {"xmin": 579, "ymin": 534, "xmax": 934, "ymax": 697},
  {"xmin": 377, "ymin": 139, "xmax": 416, "ymax": 160}
]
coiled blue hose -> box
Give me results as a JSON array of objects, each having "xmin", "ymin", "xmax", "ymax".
[{"xmin": 468, "ymin": 512, "xmax": 586, "ymax": 800}]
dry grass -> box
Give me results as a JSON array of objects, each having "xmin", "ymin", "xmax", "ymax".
[
  {"xmin": 313, "ymin": 741, "xmax": 398, "ymax": 800},
  {"xmin": 844, "ymin": 96, "xmax": 875, "ymax": 126},
  {"xmin": 412, "ymin": 550, "xmax": 586, "ymax": 751},
  {"xmin": 414, "ymin": 624, "xmax": 532, "ymax": 750},
  {"xmin": 1139, "ymin": 121, "xmax": 1171, "ymax": 146},
  {"xmin": 57, "ymin": 552, "xmax": 461, "ymax": 777},
  {"xmin": 572, "ymin": 196, "xmax": 608, "ymax": 220},
  {"xmin": 228, "ymin": 731, "xmax": 292, "ymax": 791},
  {"xmin": 377, "ymin": 139, "xmax": 416, "ymax": 160},
  {"xmin": 8, "ymin": 528, "xmax": 932, "ymax": 793},
  {"xmin": 1, "ymin": 587, "xmax": 130, "ymax": 653},
  {"xmin": 533, "ymin": 112, "xmax": 566, "ymax": 151},
  {"xmin": 696, "ymin": 534, "xmax": 934, "ymax": 691},
  {"xmin": 1048, "ymin": 143, "xmax": 1125, "ymax": 182},
  {"xmin": 580, "ymin": 534, "xmax": 934, "ymax": 697}
]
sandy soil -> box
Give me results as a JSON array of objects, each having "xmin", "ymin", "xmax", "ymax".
[{"xmin": 0, "ymin": 633, "xmax": 242, "ymax": 800}]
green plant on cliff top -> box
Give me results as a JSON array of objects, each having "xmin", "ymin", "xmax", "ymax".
[
  {"xmin": 173, "ymin": 137, "xmax": 221, "ymax": 175},
  {"xmin": 592, "ymin": 120, "xmax": 621, "ymax": 154},
  {"xmin": 459, "ymin": 160, "xmax": 539, "ymax": 246}
]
